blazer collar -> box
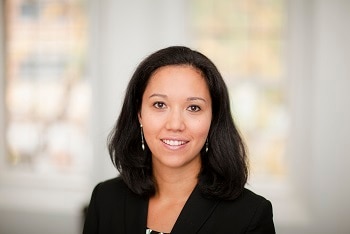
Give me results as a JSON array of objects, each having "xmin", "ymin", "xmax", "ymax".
[
  {"xmin": 124, "ymin": 185, "xmax": 219, "ymax": 234},
  {"xmin": 171, "ymin": 186, "xmax": 219, "ymax": 234}
]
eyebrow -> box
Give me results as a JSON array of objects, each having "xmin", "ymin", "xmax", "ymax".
[
  {"xmin": 149, "ymin": 93, "xmax": 167, "ymax": 99},
  {"xmin": 149, "ymin": 93, "xmax": 207, "ymax": 102},
  {"xmin": 186, "ymin": 97, "xmax": 207, "ymax": 102}
]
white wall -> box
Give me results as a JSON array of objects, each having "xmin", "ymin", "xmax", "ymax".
[
  {"xmin": 0, "ymin": 0, "xmax": 5, "ymax": 160},
  {"xmin": 286, "ymin": 0, "xmax": 350, "ymax": 233}
]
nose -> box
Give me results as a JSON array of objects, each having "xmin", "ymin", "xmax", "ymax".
[{"xmin": 165, "ymin": 108, "xmax": 185, "ymax": 131}]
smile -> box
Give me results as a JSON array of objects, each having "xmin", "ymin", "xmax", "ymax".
[{"xmin": 161, "ymin": 139, "xmax": 188, "ymax": 146}]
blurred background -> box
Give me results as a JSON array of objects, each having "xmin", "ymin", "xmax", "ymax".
[{"xmin": 0, "ymin": 0, "xmax": 349, "ymax": 233}]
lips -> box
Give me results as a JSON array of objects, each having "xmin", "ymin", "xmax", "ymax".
[{"xmin": 161, "ymin": 139, "xmax": 188, "ymax": 146}]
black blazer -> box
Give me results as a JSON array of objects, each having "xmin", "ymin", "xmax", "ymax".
[{"xmin": 83, "ymin": 177, "xmax": 275, "ymax": 234}]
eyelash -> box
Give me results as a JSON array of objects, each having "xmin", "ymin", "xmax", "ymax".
[{"xmin": 153, "ymin": 102, "xmax": 201, "ymax": 112}]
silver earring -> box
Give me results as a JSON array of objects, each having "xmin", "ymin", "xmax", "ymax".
[
  {"xmin": 140, "ymin": 124, "xmax": 145, "ymax": 151},
  {"xmin": 205, "ymin": 138, "xmax": 209, "ymax": 153}
]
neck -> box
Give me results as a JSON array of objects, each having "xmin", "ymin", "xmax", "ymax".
[{"xmin": 152, "ymin": 164, "xmax": 200, "ymax": 200}]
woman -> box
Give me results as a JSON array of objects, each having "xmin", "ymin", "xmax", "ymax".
[{"xmin": 83, "ymin": 46, "xmax": 275, "ymax": 234}]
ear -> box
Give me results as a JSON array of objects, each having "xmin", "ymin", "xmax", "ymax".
[{"xmin": 138, "ymin": 111, "xmax": 142, "ymax": 125}]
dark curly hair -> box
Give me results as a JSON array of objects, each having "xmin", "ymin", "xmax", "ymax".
[{"xmin": 108, "ymin": 46, "xmax": 248, "ymax": 200}]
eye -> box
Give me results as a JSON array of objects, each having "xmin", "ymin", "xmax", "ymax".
[
  {"xmin": 153, "ymin": 102, "xmax": 166, "ymax": 109},
  {"xmin": 187, "ymin": 105, "xmax": 201, "ymax": 112}
]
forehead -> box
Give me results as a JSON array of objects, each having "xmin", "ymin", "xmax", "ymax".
[
  {"xmin": 145, "ymin": 65, "xmax": 207, "ymax": 91},
  {"xmin": 151, "ymin": 64, "xmax": 203, "ymax": 77}
]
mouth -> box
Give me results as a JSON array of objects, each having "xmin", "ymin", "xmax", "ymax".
[{"xmin": 161, "ymin": 139, "xmax": 188, "ymax": 146}]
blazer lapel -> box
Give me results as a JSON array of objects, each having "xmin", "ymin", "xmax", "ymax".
[
  {"xmin": 124, "ymin": 189, "xmax": 149, "ymax": 234},
  {"xmin": 171, "ymin": 186, "xmax": 219, "ymax": 234}
]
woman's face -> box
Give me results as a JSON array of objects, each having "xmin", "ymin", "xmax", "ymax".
[{"xmin": 139, "ymin": 65, "xmax": 212, "ymax": 172}]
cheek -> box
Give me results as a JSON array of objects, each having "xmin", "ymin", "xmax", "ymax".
[
  {"xmin": 141, "ymin": 116, "xmax": 162, "ymax": 138},
  {"xmin": 191, "ymin": 118, "xmax": 212, "ymax": 137}
]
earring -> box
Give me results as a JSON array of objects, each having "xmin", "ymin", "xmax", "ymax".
[
  {"xmin": 140, "ymin": 124, "xmax": 145, "ymax": 151},
  {"xmin": 205, "ymin": 138, "xmax": 209, "ymax": 153}
]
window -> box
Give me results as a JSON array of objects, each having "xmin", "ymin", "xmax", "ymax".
[
  {"xmin": 2, "ymin": 0, "xmax": 91, "ymax": 187},
  {"xmin": 190, "ymin": 0, "xmax": 288, "ymax": 179}
]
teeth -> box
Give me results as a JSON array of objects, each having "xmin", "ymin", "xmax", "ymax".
[{"xmin": 162, "ymin": 139, "xmax": 186, "ymax": 146}]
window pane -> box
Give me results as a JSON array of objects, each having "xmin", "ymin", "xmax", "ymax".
[
  {"xmin": 4, "ymin": 0, "xmax": 91, "ymax": 176},
  {"xmin": 190, "ymin": 0, "xmax": 288, "ymax": 177}
]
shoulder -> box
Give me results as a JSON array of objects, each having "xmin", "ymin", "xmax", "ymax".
[
  {"xmin": 237, "ymin": 188, "xmax": 271, "ymax": 206},
  {"xmin": 90, "ymin": 177, "xmax": 130, "ymax": 205},
  {"xmin": 84, "ymin": 178, "xmax": 142, "ymax": 233},
  {"xmin": 94, "ymin": 176, "xmax": 128, "ymax": 192},
  {"xmin": 219, "ymin": 188, "xmax": 273, "ymax": 216}
]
